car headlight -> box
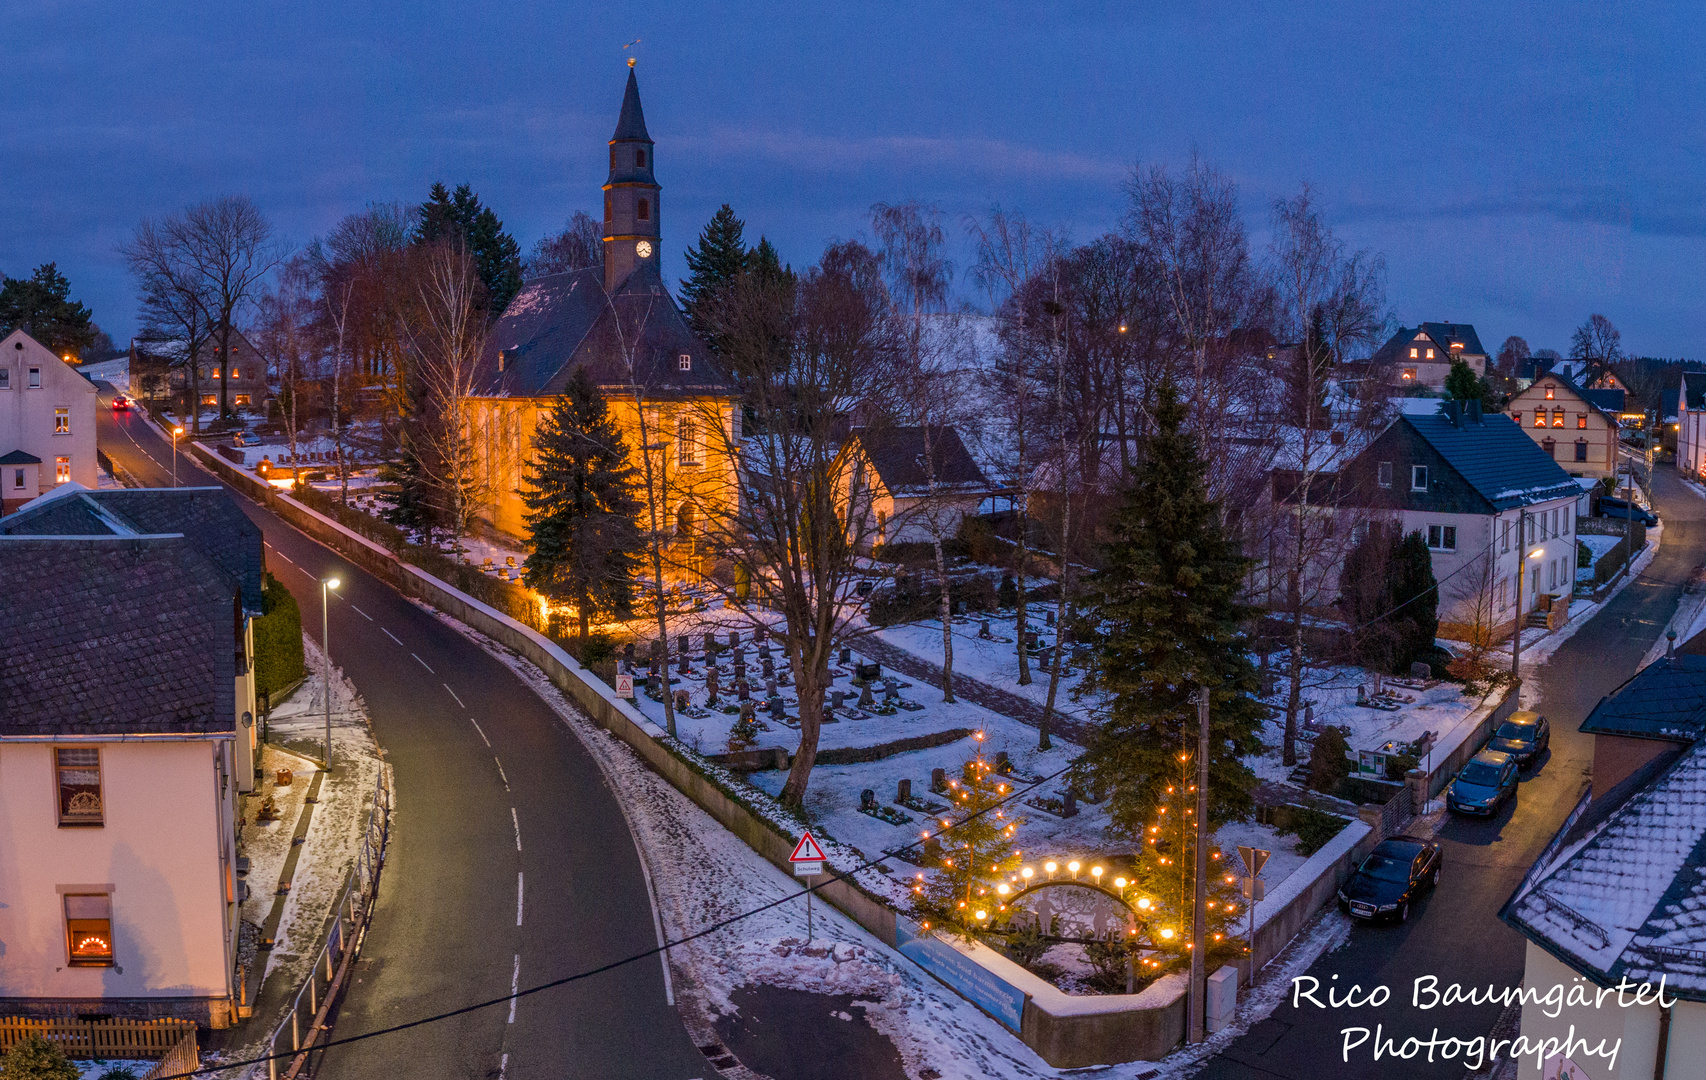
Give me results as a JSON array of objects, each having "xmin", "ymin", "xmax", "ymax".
[{"xmin": 1378, "ymin": 903, "xmax": 1398, "ymax": 912}]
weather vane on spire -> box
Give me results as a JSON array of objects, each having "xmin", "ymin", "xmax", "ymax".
[{"xmin": 623, "ymin": 39, "xmax": 640, "ymax": 67}]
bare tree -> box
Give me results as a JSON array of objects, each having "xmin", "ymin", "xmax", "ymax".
[
  {"xmin": 696, "ymin": 240, "xmax": 899, "ymax": 807},
  {"xmin": 526, "ymin": 211, "xmax": 604, "ymax": 278},
  {"xmin": 167, "ymin": 196, "xmax": 286, "ymax": 422},
  {"xmin": 120, "ymin": 219, "xmax": 218, "ymax": 432},
  {"xmin": 1496, "ymin": 335, "xmax": 1531, "ymax": 377},
  {"xmin": 403, "ymin": 240, "xmax": 491, "ymax": 543},
  {"xmin": 1571, "ymin": 314, "xmax": 1623, "ymax": 366},
  {"xmin": 254, "ymin": 254, "xmax": 321, "ymax": 467}
]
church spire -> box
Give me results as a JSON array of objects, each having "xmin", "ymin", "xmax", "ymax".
[{"xmin": 603, "ymin": 63, "xmax": 660, "ymax": 292}]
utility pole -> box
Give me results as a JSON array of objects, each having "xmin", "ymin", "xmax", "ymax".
[
  {"xmin": 1188, "ymin": 685, "xmax": 1211, "ymax": 1044},
  {"xmin": 1511, "ymin": 510, "xmax": 1528, "ymax": 684}
]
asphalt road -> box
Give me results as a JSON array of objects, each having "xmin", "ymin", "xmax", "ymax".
[
  {"xmin": 95, "ymin": 396, "xmax": 712, "ymax": 1080},
  {"xmin": 1199, "ymin": 465, "xmax": 1706, "ymax": 1079}
]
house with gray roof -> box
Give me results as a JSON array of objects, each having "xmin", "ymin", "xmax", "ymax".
[
  {"xmin": 1328, "ymin": 401, "xmax": 1583, "ymax": 641},
  {"xmin": 1502, "ymin": 650, "xmax": 1706, "ymax": 1077},
  {"xmin": 0, "ymin": 485, "xmax": 263, "ymax": 1027},
  {"xmin": 1368, "ymin": 322, "xmax": 1489, "ymax": 391},
  {"xmin": 837, "ymin": 425, "xmax": 991, "ymax": 550}
]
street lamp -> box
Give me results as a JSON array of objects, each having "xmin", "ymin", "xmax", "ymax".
[
  {"xmin": 171, "ymin": 426, "xmax": 185, "ymax": 488},
  {"xmin": 1511, "ymin": 515, "xmax": 1545, "ymax": 682},
  {"xmin": 321, "ymin": 577, "xmax": 340, "ymax": 771}
]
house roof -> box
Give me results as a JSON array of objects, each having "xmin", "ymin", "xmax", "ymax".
[
  {"xmin": 1418, "ymin": 322, "xmax": 1487, "ymax": 357},
  {"xmin": 1522, "ymin": 372, "xmax": 1624, "ymax": 427},
  {"xmin": 853, "ymin": 426, "xmax": 989, "ymax": 496},
  {"xmin": 0, "ymin": 449, "xmax": 41, "ymax": 465},
  {"xmin": 473, "ymin": 261, "xmax": 730, "ymax": 400},
  {"xmin": 1580, "ymin": 655, "xmax": 1706, "ymax": 742},
  {"xmin": 0, "ymin": 487, "xmax": 265, "ymax": 613},
  {"xmin": 0, "ymin": 536, "xmax": 236, "ymax": 736},
  {"xmin": 1503, "ymin": 737, "xmax": 1706, "ymax": 1002},
  {"xmin": 1684, "ymin": 372, "xmax": 1706, "ymax": 412},
  {"xmin": 1370, "ymin": 323, "xmax": 1486, "ymax": 367},
  {"xmin": 1583, "ymin": 386, "xmax": 1627, "ymax": 413},
  {"xmin": 1403, "ymin": 408, "xmax": 1582, "ymax": 511}
]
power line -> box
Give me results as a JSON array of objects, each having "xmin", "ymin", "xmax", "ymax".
[{"xmin": 152, "ymin": 759, "xmax": 1078, "ymax": 1080}]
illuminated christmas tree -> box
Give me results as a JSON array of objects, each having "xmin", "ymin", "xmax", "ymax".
[{"xmin": 914, "ymin": 733, "xmax": 1025, "ymax": 933}]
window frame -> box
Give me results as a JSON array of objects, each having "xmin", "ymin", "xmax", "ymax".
[
  {"xmin": 28, "ymin": 367, "xmax": 41, "ymax": 388},
  {"xmin": 1377, "ymin": 461, "xmax": 1393, "ymax": 489},
  {"xmin": 678, "ymin": 353, "xmax": 692, "ymax": 372},
  {"xmin": 64, "ymin": 893, "xmax": 115, "ymax": 967},
  {"xmin": 1410, "ymin": 465, "xmax": 1429, "ymax": 492},
  {"xmin": 1401, "ymin": 367, "xmax": 1418, "ymax": 381},
  {"xmin": 55, "ymin": 746, "xmax": 104, "ymax": 827},
  {"xmin": 1409, "ymin": 347, "xmax": 1419, "ymax": 359},
  {"xmin": 1574, "ymin": 439, "xmax": 1589, "ymax": 462},
  {"xmin": 0, "ymin": 368, "xmax": 9, "ymax": 389},
  {"xmin": 637, "ymin": 198, "xmax": 650, "ymax": 221},
  {"xmin": 676, "ymin": 415, "xmax": 700, "ymax": 467},
  {"xmin": 55, "ymin": 457, "xmax": 70, "ymax": 484},
  {"xmin": 54, "ymin": 408, "xmax": 69, "ymax": 434},
  {"xmin": 1426, "ymin": 524, "xmax": 1457, "ymax": 551},
  {"xmin": 1577, "ymin": 413, "xmax": 1588, "ymax": 430}
]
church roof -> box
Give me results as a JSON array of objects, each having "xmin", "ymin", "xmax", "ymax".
[
  {"xmin": 474, "ymin": 260, "xmax": 731, "ymax": 400},
  {"xmin": 612, "ymin": 66, "xmax": 651, "ymax": 143}
]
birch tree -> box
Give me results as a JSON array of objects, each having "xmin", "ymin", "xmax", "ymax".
[{"xmin": 403, "ymin": 239, "xmax": 490, "ymax": 544}]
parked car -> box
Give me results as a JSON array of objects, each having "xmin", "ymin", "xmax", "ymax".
[
  {"xmin": 1597, "ymin": 496, "xmax": 1657, "ymax": 526},
  {"xmin": 1487, "ymin": 710, "xmax": 1550, "ymax": 769},
  {"xmin": 1447, "ymin": 750, "xmax": 1520, "ymax": 816},
  {"xmin": 1337, "ymin": 835, "xmax": 1441, "ymax": 922},
  {"xmin": 110, "ymin": 394, "xmax": 132, "ymax": 410}
]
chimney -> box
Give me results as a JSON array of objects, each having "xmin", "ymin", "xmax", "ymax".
[
  {"xmin": 1445, "ymin": 400, "xmax": 1462, "ymax": 428},
  {"xmin": 1467, "ymin": 399, "xmax": 1482, "ymax": 424}
]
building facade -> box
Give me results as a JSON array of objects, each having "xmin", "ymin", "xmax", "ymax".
[
  {"xmin": 0, "ymin": 330, "xmax": 97, "ymax": 514},
  {"xmin": 0, "ymin": 487, "xmax": 265, "ymax": 1027},
  {"xmin": 466, "ymin": 65, "xmax": 740, "ymax": 577},
  {"xmin": 1368, "ymin": 323, "xmax": 1489, "ymax": 391},
  {"xmin": 130, "ymin": 330, "xmax": 272, "ymax": 413},
  {"xmin": 1678, "ymin": 372, "xmax": 1706, "ymax": 480},
  {"xmin": 1508, "ymin": 373, "xmax": 1622, "ymax": 479},
  {"xmin": 838, "ymin": 426, "xmax": 990, "ymax": 551}
]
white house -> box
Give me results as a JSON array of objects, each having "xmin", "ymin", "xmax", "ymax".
[
  {"xmin": 839, "ymin": 425, "xmax": 991, "ymax": 550},
  {"xmin": 0, "ymin": 329, "xmax": 98, "ymax": 514},
  {"xmin": 1677, "ymin": 372, "xmax": 1706, "ymax": 481},
  {"xmin": 0, "ymin": 487, "xmax": 265, "ymax": 1027}
]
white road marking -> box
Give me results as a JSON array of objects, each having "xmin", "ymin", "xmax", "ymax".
[
  {"xmin": 511, "ymin": 807, "xmax": 521, "ymax": 851},
  {"xmin": 495, "ymin": 758, "xmax": 510, "ymax": 789},
  {"xmin": 411, "ymin": 652, "xmax": 435, "ymax": 674},
  {"xmin": 592, "ymin": 720, "xmax": 677, "ymax": 1007},
  {"xmin": 470, "ymin": 718, "xmax": 492, "ymax": 747},
  {"xmin": 349, "ymin": 604, "xmax": 373, "ymax": 621},
  {"xmin": 515, "ymin": 874, "xmax": 524, "ymax": 928},
  {"xmin": 382, "ymin": 628, "xmax": 405, "ymax": 647},
  {"xmin": 444, "ymin": 684, "xmax": 465, "ymax": 708},
  {"xmin": 508, "ymin": 954, "xmax": 520, "ymax": 1023},
  {"xmin": 499, "ymin": 1053, "xmax": 509, "ymax": 1080}
]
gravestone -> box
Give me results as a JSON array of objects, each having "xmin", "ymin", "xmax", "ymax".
[
  {"xmin": 1046, "ymin": 609, "xmax": 1055, "ymax": 627},
  {"xmin": 832, "ymin": 690, "xmax": 846, "ymax": 709},
  {"xmin": 1304, "ymin": 703, "xmax": 1315, "ymax": 730},
  {"xmin": 1062, "ymin": 789, "xmax": 1078, "ymax": 817},
  {"xmin": 859, "ymin": 683, "xmax": 875, "ymax": 708},
  {"xmin": 995, "ymin": 751, "xmax": 1012, "ymax": 774},
  {"xmin": 839, "ymin": 647, "xmax": 852, "ymax": 665},
  {"xmin": 622, "ymin": 642, "xmax": 636, "ymax": 673},
  {"xmin": 733, "ymin": 660, "xmax": 747, "ymax": 682},
  {"xmin": 647, "ymin": 674, "xmax": 661, "ymax": 697},
  {"xmin": 860, "ymin": 789, "xmax": 877, "ymax": 812},
  {"xmin": 930, "ymin": 767, "xmax": 948, "ymax": 794},
  {"xmin": 883, "ymin": 678, "xmax": 899, "ymax": 702},
  {"xmin": 980, "ymin": 619, "xmax": 992, "ymax": 639},
  {"xmin": 740, "ymin": 700, "xmax": 756, "ymax": 722},
  {"xmin": 768, "ymin": 695, "xmax": 786, "ymax": 718},
  {"xmin": 761, "ymin": 657, "xmax": 775, "ymax": 679},
  {"xmin": 1026, "ymin": 631, "xmax": 1040, "ymax": 651},
  {"xmin": 733, "ymin": 645, "xmax": 746, "ymax": 666},
  {"xmin": 759, "ymin": 641, "xmax": 772, "ymax": 661},
  {"xmin": 678, "ymin": 648, "xmax": 691, "ymax": 676},
  {"xmin": 756, "ymin": 625, "xmax": 768, "ymax": 644},
  {"xmin": 765, "ymin": 678, "xmax": 779, "ymax": 699},
  {"xmin": 705, "ymin": 670, "xmax": 719, "ymax": 706},
  {"xmin": 729, "ymin": 630, "xmax": 740, "ymax": 647},
  {"xmin": 736, "ymin": 679, "xmax": 750, "ymax": 702},
  {"xmin": 674, "ymin": 689, "xmax": 690, "ymax": 712},
  {"xmin": 953, "ymin": 599, "xmax": 965, "ymax": 616},
  {"xmin": 896, "ymin": 778, "xmax": 912, "ymax": 803},
  {"xmin": 1410, "ymin": 661, "xmax": 1431, "ymax": 681}
]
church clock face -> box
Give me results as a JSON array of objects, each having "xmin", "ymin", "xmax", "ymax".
[{"xmin": 635, "ymin": 240, "xmax": 653, "ymax": 259}]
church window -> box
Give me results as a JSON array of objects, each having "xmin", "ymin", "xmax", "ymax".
[
  {"xmin": 637, "ymin": 199, "xmax": 650, "ymax": 221},
  {"xmin": 677, "ymin": 415, "xmax": 700, "ymax": 466},
  {"xmin": 636, "ymin": 148, "xmax": 646, "ymax": 168},
  {"xmin": 679, "ymin": 354, "xmax": 692, "ymax": 371}
]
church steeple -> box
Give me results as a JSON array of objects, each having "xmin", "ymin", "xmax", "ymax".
[{"xmin": 603, "ymin": 62, "xmax": 660, "ymax": 292}]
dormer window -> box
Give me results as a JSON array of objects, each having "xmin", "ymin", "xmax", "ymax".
[
  {"xmin": 637, "ymin": 199, "xmax": 650, "ymax": 221},
  {"xmin": 678, "ymin": 354, "xmax": 692, "ymax": 371},
  {"xmin": 636, "ymin": 148, "xmax": 647, "ymax": 168}
]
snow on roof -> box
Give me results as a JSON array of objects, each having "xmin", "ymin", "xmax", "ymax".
[{"xmin": 1505, "ymin": 738, "xmax": 1706, "ymax": 999}]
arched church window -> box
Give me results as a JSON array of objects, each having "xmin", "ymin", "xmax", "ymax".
[
  {"xmin": 636, "ymin": 148, "xmax": 647, "ymax": 168},
  {"xmin": 637, "ymin": 199, "xmax": 650, "ymax": 221},
  {"xmin": 676, "ymin": 503, "xmax": 695, "ymax": 539}
]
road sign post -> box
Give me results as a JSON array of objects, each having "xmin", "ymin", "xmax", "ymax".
[
  {"xmin": 1238, "ymin": 845, "xmax": 1270, "ymax": 971},
  {"xmin": 790, "ymin": 832, "xmax": 827, "ymax": 944},
  {"xmin": 616, "ymin": 673, "xmax": 633, "ymax": 700}
]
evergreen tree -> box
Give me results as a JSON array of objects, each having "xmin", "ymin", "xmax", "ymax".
[
  {"xmin": 916, "ymin": 737, "xmax": 1024, "ymax": 933},
  {"xmin": 380, "ymin": 366, "xmax": 442, "ymax": 541},
  {"xmin": 521, "ymin": 367, "xmax": 644, "ymax": 644},
  {"xmin": 1287, "ymin": 303, "xmax": 1335, "ymax": 427},
  {"xmin": 0, "ymin": 1034, "xmax": 79, "ymax": 1080},
  {"xmin": 1125, "ymin": 750, "xmax": 1244, "ymax": 968},
  {"xmin": 679, "ymin": 204, "xmax": 750, "ymax": 338},
  {"xmin": 1339, "ymin": 522, "xmax": 1439, "ymax": 674},
  {"xmin": 415, "ymin": 182, "xmax": 524, "ymax": 316},
  {"xmin": 1080, "ymin": 383, "xmax": 1264, "ymax": 836},
  {"xmin": 0, "ymin": 263, "xmax": 97, "ymax": 359}
]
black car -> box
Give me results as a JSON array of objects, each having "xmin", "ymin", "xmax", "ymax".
[
  {"xmin": 1597, "ymin": 496, "xmax": 1658, "ymax": 526},
  {"xmin": 1337, "ymin": 836, "xmax": 1441, "ymax": 922},
  {"xmin": 1447, "ymin": 749, "xmax": 1520, "ymax": 816},
  {"xmin": 1487, "ymin": 710, "xmax": 1550, "ymax": 769}
]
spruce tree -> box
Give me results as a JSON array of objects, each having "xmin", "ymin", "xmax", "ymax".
[
  {"xmin": 679, "ymin": 204, "xmax": 749, "ymax": 338},
  {"xmin": 916, "ymin": 738, "xmax": 1023, "ymax": 933},
  {"xmin": 0, "ymin": 263, "xmax": 97, "ymax": 359},
  {"xmin": 1080, "ymin": 382, "xmax": 1264, "ymax": 836},
  {"xmin": 381, "ymin": 367, "xmax": 442, "ymax": 542},
  {"xmin": 416, "ymin": 182, "xmax": 524, "ymax": 316},
  {"xmin": 522, "ymin": 367, "xmax": 644, "ymax": 645}
]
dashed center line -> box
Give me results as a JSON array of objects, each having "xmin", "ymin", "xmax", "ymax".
[
  {"xmin": 444, "ymin": 684, "xmax": 466, "ymax": 708},
  {"xmin": 511, "ymin": 807, "xmax": 521, "ymax": 852},
  {"xmin": 495, "ymin": 758, "xmax": 510, "ymax": 789},
  {"xmin": 382, "ymin": 628, "xmax": 405, "ymax": 647},
  {"xmin": 470, "ymin": 718, "xmax": 492, "ymax": 747},
  {"xmin": 349, "ymin": 604, "xmax": 373, "ymax": 621},
  {"xmin": 508, "ymin": 955, "xmax": 520, "ymax": 1023},
  {"xmin": 515, "ymin": 874, "xmax": 524, "ymax": 928},
  {"xmin": 412, "ymin": 652, "xmax": 435, "ymax": 674}
]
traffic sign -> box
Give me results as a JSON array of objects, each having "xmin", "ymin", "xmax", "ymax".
[
  {"xmin": 1238, "ymin": 845, "xmax": 1270, "ymax": 878},
  {"xmin": 1240, "ymin": 877, "xmax": 1266, "ymax": 901},
  {"xmin": 790, "ymin": 831, "xmax": 826, "ymax": 876},
  {"xmin": 616, "ymin": 673, "xmax": 633, "ymax": 700}
]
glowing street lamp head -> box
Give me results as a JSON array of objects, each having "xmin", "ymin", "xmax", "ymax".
[
  {"xmin": 1527, "ymin": 548, "xmax": 1545, "ymax": 560},
  {"xmin": 324, "ymin": 577, "xmax": 341, "ymax": 591},
  {"xmin": 172, "ymin": 426, "xmax": 184, "ymax": 436}
]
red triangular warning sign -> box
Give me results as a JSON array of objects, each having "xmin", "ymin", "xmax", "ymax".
[{"xmin": 790, "ymin": 831, "xmax": 827, "ymax": 863}]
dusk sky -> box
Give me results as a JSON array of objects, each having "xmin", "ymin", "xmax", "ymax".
[{"xmin": 4, "ymin": 2, "xmax": 1701, "ymax": 355}]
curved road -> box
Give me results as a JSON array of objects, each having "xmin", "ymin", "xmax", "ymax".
[
  {"xmin": 1200, "ymin": 465, "xmax": 1706, "ymax": 1079},
  {"xmin": 95, "ymin": 396, "xmax": 710, "ymax": 1080}
]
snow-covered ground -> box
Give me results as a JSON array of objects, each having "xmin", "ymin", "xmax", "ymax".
[
  {"xmin": 452, "ymin": 616, "xmax": 1357, "ymax": 1079},
  {"xmin": 871, "ymin": 609, "xmax": 1100, "ymax": 722},
  {"xmin": 1576, "ymin": 533, "xmax": 1623, "ymax": 582}
]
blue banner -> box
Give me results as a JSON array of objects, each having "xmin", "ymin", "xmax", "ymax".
[{"xmin": 896, "ymin": 922, "xmax": 1029, "ymax": 1032}]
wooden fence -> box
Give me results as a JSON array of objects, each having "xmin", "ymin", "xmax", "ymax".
[
  {"xmin": 0, "ymin": 1016, "xmax": 196, "ymax": 1060},
  {"xmin": 141, "ymin": 1030, "xmax": 200, "ymax": 1080}
]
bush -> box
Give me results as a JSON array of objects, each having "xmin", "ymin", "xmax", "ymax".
[
  {"xmin": 868, "ymin": 574, "xmax": 997, "ymax": 626},
  {"xmin": 1280, "ymin": 806, "xmax": 1350, "ymax": 856},
  {"xmin": 253, "ymin": 571, "xmax": 306, "ymax": 698},
  {"xmin": 1002, "ymin": 915, "xmax": 1053, "ymax": 969},
  {"xmin": 0, "ymin": 1034, "xmax": 79, "ymax": 1080},
  {"xmin": 997, "ymin": 573, "xmax": 1018, "ymax": 609},
  {"xmin": 870, "ymin": 539, "xmax": 967, "ymax": 564},
  {"xmin": 957, "ymin": 515, "xmax": 1008, "ymax": 566},
  {"xmin": 1384, "ymin": 752, "xmax": 1420, "ymax": 781},
  {"xmin": 1306, "ymin": 727, "xmax": 1353, "ymax": 793}
]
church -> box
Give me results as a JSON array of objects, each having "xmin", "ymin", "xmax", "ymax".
[{"xmin": 466, "ymin": 64, "xmax": 740, "ymax": 578}]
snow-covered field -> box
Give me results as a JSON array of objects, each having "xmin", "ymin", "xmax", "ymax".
[{"xmin": 871, "ymin": 609, "xmax": 1100, "ymax": 722}]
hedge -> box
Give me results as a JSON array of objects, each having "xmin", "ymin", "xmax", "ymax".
[{"xmin": 253, "ymin": 571, "xmax": 306, "ymax": 698}]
